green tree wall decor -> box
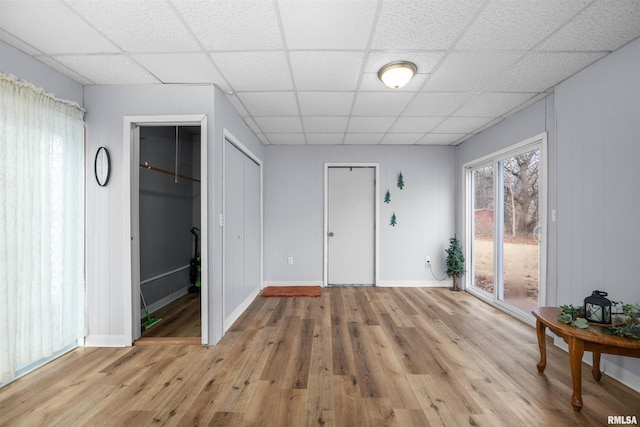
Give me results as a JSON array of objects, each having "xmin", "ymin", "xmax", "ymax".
[
  {"xmin": 397, "ymin": 172, "xmax": 404, "ymax": 189},
  {"xmin": 384, "ymin": 189, "xmax": 391, "ymax": 203},
  {"xmin": 390, "ymin": 212, "xmax": 397, "ymax": 226},
  {"xmin": 445, "ymin": 236, "xmax": 465, "ymax": 291}
]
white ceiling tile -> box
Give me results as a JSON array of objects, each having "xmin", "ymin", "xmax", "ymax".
[
  {"xmin": 431, "ymin": 117, "xmax": 494, "ymax": 134},
  {"xmin": 343, "ymin": 133, "xmax": 384, "ymax": 144},
  {"xmin": 0, "ymin": 1, "xmax": 118, "ymax": 54},
  {"xmin": 504, "ymin": 92, "xmax": 550, "ymax": 116},
  {"xmin": 51, "ymin": 55, "xmax": 159, "ymax": 84},
  {"xmin": 254, "ymin": 116, "xmax": 303, "ymax": 133},
  {"xmin": 372, "ymin": 0, "xmax": 485, "ymax": 49},
  {"xmin": 347, "ymin": 117, "xmax": 396, "ymax": 133},
  {"xmin": 279, "ymin": 0, "xmax": 377, "ymax": 50},
  {"xmin": 0, "ymin": 29, "xmax": 43, "ymax": 56},
  {"xmin": 359, "ymin": 72, "xmax": 427, "ymax": 91},
  {"xmin": 307, "ymin": 134, "xmax": 345, "ymax": 145},
  {"xmin": 211, "ymin": 51, "xmax": 292, "ymax": 91},
  {"xmin": 35, "ymin": 56, "xmax": 95, "ymax": 85},
  {"xmin": 302, "ymin": 117, "xmax": 348, "ymax": 133},
  {"xmin": 379, "ymin": 133, "xmax": 423, "ymax": 145},
  {"xmin": 225, "ymin": 94, "xmax": 250, "ymax": 117},
  {"xmin": 173, "ymin": 0, "xmax": 282, "ymax": 51},
  {"xmin": 388, "ymin": 117, "xmax": 443, "ymax": 133},
  {"xmin": 424, "ymin": 51, "xmax": 524, "ymax": 92},
  {"xmin": 265, "ymin": 133, "xmax": 306, "ymax": 145},
  {"xmin": 236, "ymin": 92, "xmax": 299, "ymax": 116},
  {"xmin": 451, "ymin": 134, "xmax": 474, "ymax": 146},
  {"xmin": 453, "ymin": 92, "xmax": 537, "ymax": 117},
  {"xmin": 417, "ymin": 133, "xmax": 467, "ymax": 145},
  {"xmin": 404, "ymin": 92, "xmax": 473, "ymax": 116},
  {"xmin": 297, "ymin": 92, "xmax": 355, "ymax": 116},
  {"xmin": 456, "ymin": 0, "xmax": 592, "ymax": 50},
  {"xmin": 537, "ymin": 0, "xmax": 640, "ymax": 51},
  {"xmin": 351, "ymin": 92, "xmax": 414, "ymax": 116},
  {"xmin": 290, "ymin": 51, "xmax": 365, "ymax": 91},
  {"xmin": 364, "ymin": 51, "xmax": 444, "ymax": 74},
  {"xmin": 132, "ymin": 53, "xmax": 225, "ymax": 85},
  {"xmin": 256, "ymin": 133, "xmax": 270, "ymax": 145},
  {"xmin": 243, "ymin": 117, "xmax": 261, "ymax": 134},
  {"xmin": 474, "ymin": 117, "xmax": 504, "ymax": 134},
  {"xmin": 486, "ymin": 52, "xmax": 607, "ymax": 92},
  {"xmin": 67, "ymin": 0, "xmax": 199, "ymax": 53}
]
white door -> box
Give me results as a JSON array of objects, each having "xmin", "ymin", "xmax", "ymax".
[{"xmin": 327, "ymin": 167, "xmax": 375, "ymax": 285}]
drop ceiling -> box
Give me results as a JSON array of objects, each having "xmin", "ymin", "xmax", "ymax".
[{"xmin": 1, "ymin": 0, "xmax": 639, "ymax": 146}]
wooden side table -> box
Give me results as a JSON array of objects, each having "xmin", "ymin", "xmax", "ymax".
[{"xmin": 532, "ymin": 307, "xmax": 640, "ymax": 411}]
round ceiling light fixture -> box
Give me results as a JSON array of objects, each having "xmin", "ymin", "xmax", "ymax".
[{"xmin": 378, "ymin": 61, "xmax": 417, "ymax": 89}]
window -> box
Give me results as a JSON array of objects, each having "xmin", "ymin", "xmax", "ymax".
[
  {"xmin": 0, "ymin": 74, "xmax": 85, "ymax": 385},
  {"xmin": 465, "ymin": 133, "xmax": 546, "ymax": 323}
]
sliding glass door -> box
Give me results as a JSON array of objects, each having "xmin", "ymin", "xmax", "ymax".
[{"xmin": 467, "ymin": 135, "xmax": 546, "ymax": 320}]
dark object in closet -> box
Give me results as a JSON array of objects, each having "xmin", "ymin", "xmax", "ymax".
[{"xmin": 189, "ymin": 227, "xmax": 201, "ymax": 293}]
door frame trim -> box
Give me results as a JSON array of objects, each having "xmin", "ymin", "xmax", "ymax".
[
  {"xmin": 323, "ymin": 163, "xmax": 379, "ymax": 287},
  {"xmin": 463, "ymin": 131, "xmax": 547, "ymax": 327},
  {"xmin": 123, "ymin": 114, "xmax": 208, "ymax": 345}
]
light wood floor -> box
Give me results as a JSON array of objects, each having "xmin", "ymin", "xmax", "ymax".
[
  {"xmin": 1, "ymin": 287, "xmax": 639, "ymax": 426},
  {"xmin": 140, "ymin": 292, "xmax": 201, "ymax": 338}
]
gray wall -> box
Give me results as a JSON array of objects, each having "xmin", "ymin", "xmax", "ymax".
[
  {"xmin": 0, "ymin": 41, "xmax": 83, "ymax": 106},
  {"xmin": 264, "ymin": 145, "xmax": 456, "ymax": 286},
  {"xmin": 457, "ymin": 36, "xmax": 640, "ymax": 389},
  {"xmin": 83, "ymin": 84, "xmax": 216, "ymax": 345},
  {"xmin": 554, "ymin": 37, "xmax": 640, "ymax": 386},
  {"xmin": 139, "ymin": 126, "xmax": 198, "ymax": 308}
]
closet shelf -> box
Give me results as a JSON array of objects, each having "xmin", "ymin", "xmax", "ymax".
[{"xmin": 139, "ymin": 162, "xmax": 200, "ymax": 183}]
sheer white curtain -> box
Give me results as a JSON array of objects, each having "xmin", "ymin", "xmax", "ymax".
[{"xmin": 0, "ymin": 73, "xmax": 85, "ymax": 384}]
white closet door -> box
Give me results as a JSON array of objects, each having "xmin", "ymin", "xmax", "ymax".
[
  {"xmin": 244, "ymin": 157, "xmax": 261, "ymax": 295},
  {"xmin": 224, "ymin": 142, "xmax": 245, "ymax": 314}
]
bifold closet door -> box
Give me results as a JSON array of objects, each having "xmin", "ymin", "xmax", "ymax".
[{"xmin": 224, "ymin": 141, "xmax": 260, "ymax": 318}]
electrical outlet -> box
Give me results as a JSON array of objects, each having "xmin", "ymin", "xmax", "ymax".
[{"xmin": 288, "ymin": 257, "xmax": 294, "ymax": 265}]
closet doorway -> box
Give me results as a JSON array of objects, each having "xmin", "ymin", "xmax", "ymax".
[
  {"xmin": 138, "ymin": 125, "xmax": 201, "ymax": 341},
  {"xmin": 126, "ymin": 115, "xmax": 208, "ymax": 345}
]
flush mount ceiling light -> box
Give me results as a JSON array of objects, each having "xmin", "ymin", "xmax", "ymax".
[{"xmin": 378, "ymin": 61, "xmax": 417, "ymax": 89}]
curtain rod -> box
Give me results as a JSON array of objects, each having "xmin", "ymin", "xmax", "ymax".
[{"xmin": 139, "ymin": 162, "xmax": 200, "ymax": 183}]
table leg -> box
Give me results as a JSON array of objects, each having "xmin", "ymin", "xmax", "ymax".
[
  {"xmin": 535, "ymin": 319, "xmax": 547, "ymax": 372},
  {"xmin": 592, "ymin": 352, "xmax": 602, "ymax": 381},
  {"xmin": 568, "ymin": 336, "xmax": 584, "ymax": 412}
]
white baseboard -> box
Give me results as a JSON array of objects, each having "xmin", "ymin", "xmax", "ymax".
[
  {"xmin": 144, "ymin": 287, "xmax": 189, "ymax": 316},
  {"xmin": 223, "ymin": 287, "xmax": 261, "ymax": 333},
  {"xmin": 553, "ymin": 337, "xmax": 640, "ymax": 393},
  {"xmin": 377, "ymin": 279, "xmax": 452, "ymax": 287},
  {"xmin": 262, "ymin": 281, "xmax": 323, "ymax": 288},
  {"xmin": 83, "ymin": 335, "xmax": 129, "ymax": 347}
]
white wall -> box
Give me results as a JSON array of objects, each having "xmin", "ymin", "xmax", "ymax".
[{"xmin": 264, "ymin": 145, "xmax": 457, "ymax": 286}]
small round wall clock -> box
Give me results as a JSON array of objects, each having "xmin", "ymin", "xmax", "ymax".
[{"xmin": 95, "ymin": 146, "xmax": 110, "ymax": 187}]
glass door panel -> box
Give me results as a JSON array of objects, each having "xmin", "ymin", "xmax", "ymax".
[
  {"xmin": 471, "ymin": 166, "xmax": 494, "ymax": 296},
  {"xmin": 499, "ymin": 150, "xmax": 540, "ymax": 313}
]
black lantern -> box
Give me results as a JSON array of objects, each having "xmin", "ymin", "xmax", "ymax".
[{"xmin": 584, "ymin": 290, "xmax": 612, "ymax": 324}]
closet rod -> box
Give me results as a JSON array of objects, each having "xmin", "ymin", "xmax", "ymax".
[{"xmin": 139, "ymin": 162, "xmax": 200, "ymax": 183}]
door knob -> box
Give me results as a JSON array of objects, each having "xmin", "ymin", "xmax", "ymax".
[{"xmin": 328, "ymin": 232, "xmax": 334, "ymax": 237}]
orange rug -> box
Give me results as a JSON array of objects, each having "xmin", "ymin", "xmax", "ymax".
[{"xmin": 261, "ymin": 286, "xmax": 321, "ymax": 297}]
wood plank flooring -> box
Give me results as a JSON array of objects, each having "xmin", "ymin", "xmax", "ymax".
[
  {"xmin": 1, "ymin": 287, "xmax": 639, "ymax": 426},
  {"xmin": 140, "ymin": 292, "xmax": 201, "ymax": 338}
]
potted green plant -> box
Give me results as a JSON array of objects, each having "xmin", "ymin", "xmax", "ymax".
[{"xmin": 445, "ymin": 236, "xmax": 465, "ymax": 291}]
